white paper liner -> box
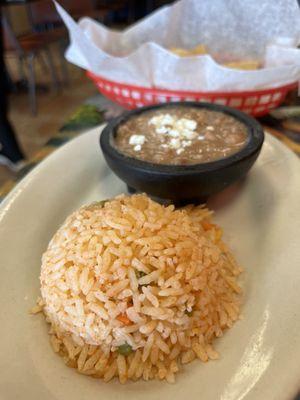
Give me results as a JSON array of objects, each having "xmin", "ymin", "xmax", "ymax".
[{"xmin": 55, "ymin": 0, "xmax": 300, "ymax": 92}]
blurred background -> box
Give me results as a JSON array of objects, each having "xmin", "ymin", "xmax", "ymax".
[{"xmin": 0, "ymin": 0, "xmax": 173, "ymax": 184}]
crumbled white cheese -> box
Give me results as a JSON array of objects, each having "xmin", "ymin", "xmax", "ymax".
[
  {"xmin": 148, "ymin": 116, "xmax": 160, "ymax": 126},
  {"xmin": 168, "ymin": 129, "xmax": 180, "ymax": 138},
  {"xmin": 148, "ymin": 113, "xmax": 203, "ymax": 154},
  {"xmin": 170, "ymin": 138, "xmax": 181, "ymax": 149},
  {"xmin": 181, "ymin": 129, "xmax": 197, "ymax": 140},
  {"xmin": 198, "ymin": 135, "xmax": 205, "ymax": 140},
  {"xmin": 134, "ymin": 144, "xmax": 142, "ymax": 151},
  {"xmin": 160, "ymin": 114, "xmax": 174, "ymax": 126},
  {"xmin": 206, "ymin": 126, "xmax": 214, "ymax": 131},
  {"xmin": 182, "ymin": 140, "xmax": 192, "ymax": 147},
  {"xmin": 149, "ymin": 114, "xmax": 174, "ymax": 127},
  {"xmin": 129, "ymin": 135, "xmax": 145, "ymax": 146},
  {"xmin": 156, "ymin": 126, "xmax": 168, "ymax": 134},
  {"xmin": 180, "ymin": 118, "xmax": 197, "ymax": 131}
]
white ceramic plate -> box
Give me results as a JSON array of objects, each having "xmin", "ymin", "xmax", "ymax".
[{"xmin": 0, "ymin": 127, "xmax": 299, "ymax": 400}]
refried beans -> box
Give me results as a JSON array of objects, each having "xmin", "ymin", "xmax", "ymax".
[{"xmin": 114, "ymin": 107, "xmax": 248, "ymax": 165}]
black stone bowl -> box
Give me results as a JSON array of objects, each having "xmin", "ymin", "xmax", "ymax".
[{"xmin": 100, "ymin": 102, "xmax": 264, "ymax": 204}]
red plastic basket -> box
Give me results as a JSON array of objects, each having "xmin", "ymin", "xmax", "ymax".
[{"xmin": 87, "ymin": 71, "xmax": 297, "ymax": 117}]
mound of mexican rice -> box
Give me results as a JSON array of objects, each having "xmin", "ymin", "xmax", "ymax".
[{"xmin": 35, "ymin": 194, "xmax": 242, "ymax": 383}]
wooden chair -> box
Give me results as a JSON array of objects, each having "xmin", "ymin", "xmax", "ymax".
[
  {"xmin": 2, "ymin": 12, "xmax": 60, "ymax": 115},
  {"xmin": 26, "ymin": 0, "xmax": 64, "ymax": 31},
  {"xmin": 24, "ymin": 1, "xmax": 69, "ymax": 87},
  {"xmin": 59, "ymin": 0, "xmax": 110, "ymax": 21}
]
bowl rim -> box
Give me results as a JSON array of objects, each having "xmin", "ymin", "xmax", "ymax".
[{"xmin": 100, "ymin": 101, "xmax": 264, "ymax": 175}]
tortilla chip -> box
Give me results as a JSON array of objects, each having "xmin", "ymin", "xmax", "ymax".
[
  {"xmin": 190, "ymin": 44, "xmax": 207, "ymax": 55},
  {"xmin": 170, "ymin": 44, "xmax": 207, "ymax": 57},
  {"xmin": 169, "ymin": 47, "xmax": 191, "ymax": 56},
  {"xmin": 223, "ymin": 60, "xmax": 260, "ymax": 70}
]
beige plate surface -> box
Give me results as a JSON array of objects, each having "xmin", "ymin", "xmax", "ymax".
[{"xmin": 0, "ymin": 127, "xmax": 300, "ymax": 400}]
